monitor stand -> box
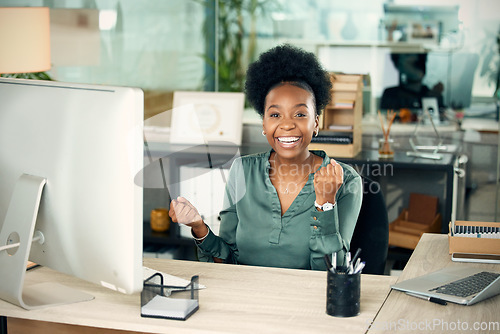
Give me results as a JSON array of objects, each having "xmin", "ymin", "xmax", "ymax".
[
  {"xmin": 406, "ymin": 107, "xmax": 444, "ymax": 160},
  {"xmin": 0, "ymin": 174, "xmax": 94, "ymax": 310}
]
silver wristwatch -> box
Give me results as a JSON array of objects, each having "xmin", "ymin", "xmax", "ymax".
[{"xmin": 314, "ymin": 201, "xmax": 335, "ymax": 211}]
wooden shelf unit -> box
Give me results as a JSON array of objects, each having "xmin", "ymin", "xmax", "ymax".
[{"xmin": 309, "ymin": 73, "xmax": 363, "ymax": 158}]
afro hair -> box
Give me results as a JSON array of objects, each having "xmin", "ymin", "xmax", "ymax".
[{"xmin": 244, "ymin": 44, "xmax": 332, "ymax": 116}]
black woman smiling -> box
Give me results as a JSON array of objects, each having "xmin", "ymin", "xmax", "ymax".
[{"xmin": 169, "ymin": 44, "xmax": 363, "ymax": 270}]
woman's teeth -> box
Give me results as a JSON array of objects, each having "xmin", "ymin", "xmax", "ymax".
[{"xmin": 277, "ymin": 137, "xmax": 300, "ymax": 143}]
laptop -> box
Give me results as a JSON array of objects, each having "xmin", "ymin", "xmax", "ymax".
[{"xmin": 391, "ymin": 266, "xmax": 500, "ymax": 305}]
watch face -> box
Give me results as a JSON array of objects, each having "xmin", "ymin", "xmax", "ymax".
[{"xmin": 322, "ymin": 202, "xmax": 334, "ymax": 211}]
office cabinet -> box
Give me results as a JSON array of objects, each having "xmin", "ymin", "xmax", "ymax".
[{"xmin": 338, "ymin": 150, "xmax": 467, "ymax": 234}]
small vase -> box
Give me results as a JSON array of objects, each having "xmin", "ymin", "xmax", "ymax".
[{"xmin": 378, "ymin": 138, "xmax": 394, "ymax": 159}]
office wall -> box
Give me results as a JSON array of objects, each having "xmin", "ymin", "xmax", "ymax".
[{"xmin": 3, "ymin": 0, "xmax": 498, "ymax": 100}]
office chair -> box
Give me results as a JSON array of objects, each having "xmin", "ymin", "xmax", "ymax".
[{"xmin": 349, "ymin": 176, "xmax": 389, "ymax": 275}]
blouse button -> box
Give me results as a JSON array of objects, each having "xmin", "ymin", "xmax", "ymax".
[
  {"xmin": 313, "ymin": 216, "xmax": 317, "ymax": 220},
  {"xmin": 313, "ymin": 225, "xmax": 318, "ymax": 229}
]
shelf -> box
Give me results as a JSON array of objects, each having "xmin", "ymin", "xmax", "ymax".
[
  {"xmin": 313, "ymin": 73, "xmax": 363, "ymax": 158},
  {"xmin": 328, "ymin": 106, "xmax": 355, "ymax": 110},
  {"xmin": 322, "ymin": 128, "xmax": 353, "ymax": 133},
  {"xmin": 309, "ymin": 142, "xmax": 361, "ymax": 158}
]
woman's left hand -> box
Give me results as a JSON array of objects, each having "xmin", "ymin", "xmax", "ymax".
[{"xmin": 313, "ymin": 159, "xmax": 343, "ymax": 205}]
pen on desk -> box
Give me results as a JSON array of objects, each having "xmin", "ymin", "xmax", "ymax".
[{"xmin": 406, "ymin": 292, "xmax": 447, "ymax": 306}]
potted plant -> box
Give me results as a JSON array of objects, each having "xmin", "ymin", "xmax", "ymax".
[{"xmin": 199, "ymin": 0, "xmax": 278, "ymax": 92}]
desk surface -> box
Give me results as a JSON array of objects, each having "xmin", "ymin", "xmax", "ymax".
[
  {"xmin": 1, "ymin": 259, "xmax": 396, "ymax": 334},
  {"xmin": 369, "ymin": 234, "xmax": 500, "ymax": 334}
]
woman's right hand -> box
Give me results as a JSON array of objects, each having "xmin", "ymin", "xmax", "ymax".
[
  {"xmin": 170, "ymin": 197, "xmax": 222, "ymax": 262},
  {"xmin": 169, "ymin": 197, "xmax": 207, "ymax": 237}
]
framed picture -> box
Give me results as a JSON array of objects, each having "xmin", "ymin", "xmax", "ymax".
[{"xmin": 170, "ymin": 91, "xmax": 245, "ymax": 145}]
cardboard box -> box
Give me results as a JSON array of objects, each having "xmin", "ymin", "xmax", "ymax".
[
  {"xmin": 448, "ymin": 221, "xmax": 500, "ymax": 255},
  {"xmin": 389, "ymin": 209, "xmax": 441, "ymax": 249},
  {"xmin": 388, "ymin": 193, "xmax": 441, "ymax": 250}
]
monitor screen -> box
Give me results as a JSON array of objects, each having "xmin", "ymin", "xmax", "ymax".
[{"xmin": 0, "ymin": 78, "xmax": 144, "ymax": 309}]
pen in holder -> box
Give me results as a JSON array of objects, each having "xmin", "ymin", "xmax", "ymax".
[
  {"xmin": 324, "ymin": 250, "xmax": 363, "ymax": 317},
  {"xmin": 326, "ymin": 270, "xmax": 361, "ymax": 317}
]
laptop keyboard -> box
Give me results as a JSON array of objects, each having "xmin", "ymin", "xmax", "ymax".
[{"xmin": 429, "ymin": 271, "xmax": 500, "ymax": 298}]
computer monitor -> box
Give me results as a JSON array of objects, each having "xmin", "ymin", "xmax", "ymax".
[{"xmin": 0, "ymin": 78, "xmax": 144, "ymax": 309}]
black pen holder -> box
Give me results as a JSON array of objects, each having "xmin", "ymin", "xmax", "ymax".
[{"xmin": 326, "ymin": 270, "xmax": 360, "ymax": 317}]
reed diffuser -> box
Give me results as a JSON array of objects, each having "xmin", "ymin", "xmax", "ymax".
[{"xmin": 378, "ymin": 110, "xmax": 396, "ymax": 158}]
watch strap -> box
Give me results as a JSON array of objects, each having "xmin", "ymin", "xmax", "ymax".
[{"xmin": 314, "ymin": 201, "xmax": 336, "ymax": 211}]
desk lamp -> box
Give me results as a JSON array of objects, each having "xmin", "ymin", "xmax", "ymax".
[{"xmin": 0, "ymin": 7, "xmax": 51, "ymax": 74}]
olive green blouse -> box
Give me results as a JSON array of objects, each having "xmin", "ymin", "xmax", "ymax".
[{"xmin": 196, "ymin": 150, "xmax": 363, "ymax": 270}]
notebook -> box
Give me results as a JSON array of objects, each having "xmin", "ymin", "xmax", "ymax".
[
  {"xmin": 141, "ymin": 294, "xmax": 199, "ymax": 320},
  {"xmin": 391, "ymin": 266, "xmax": 500, "ymax": 305}
]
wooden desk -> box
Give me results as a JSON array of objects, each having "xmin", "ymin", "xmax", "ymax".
[
  {"xmin": 368, "ymin": 234, "xmax": 500, "ymax": 334},
  {"xmin": 1, "ymin": 259, "xmax": 396, "ymax": 334}
]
